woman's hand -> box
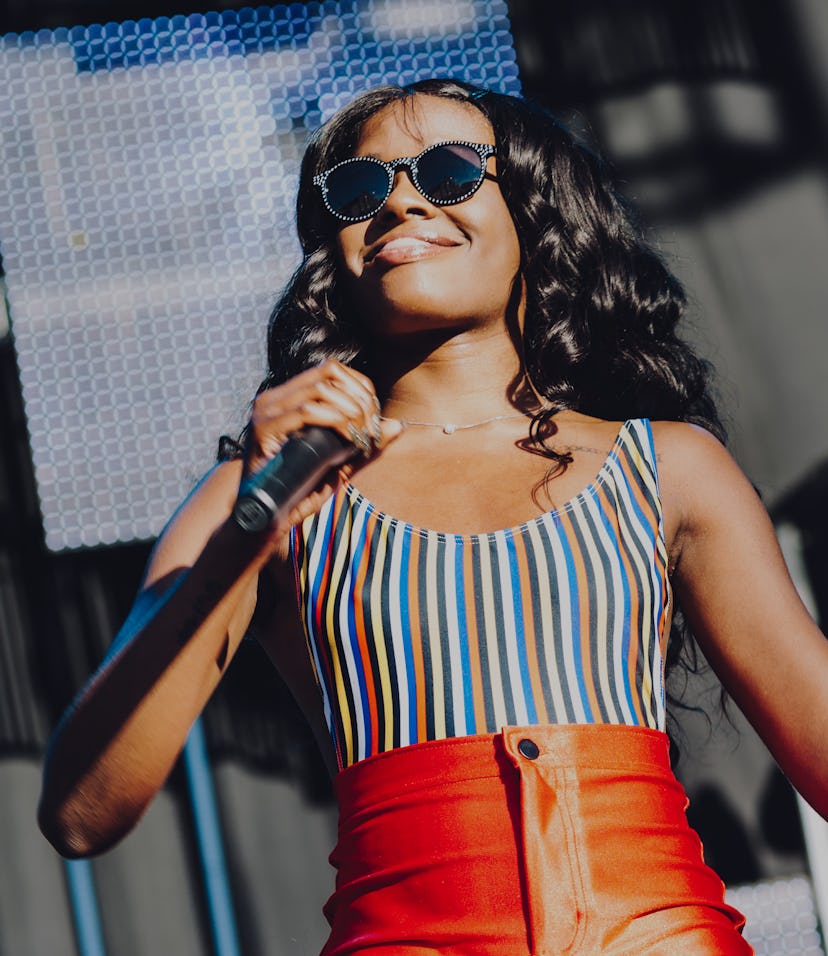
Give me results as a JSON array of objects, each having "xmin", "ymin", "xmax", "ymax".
[{"xmin": 243, "ymin": 360, "xmax": 403, "ymax": 543}]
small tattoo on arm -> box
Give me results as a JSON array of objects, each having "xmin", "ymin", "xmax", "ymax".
[
  {"xmin": 565, "ymin": 444, "xmax": 663, "ymax": 462},
  {"xmin": 565, "ymin": 444, "xmax": 606, "ymax": 456}
]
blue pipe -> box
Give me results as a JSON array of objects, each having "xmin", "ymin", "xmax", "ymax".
[
  {"xmin": 183, "ymin": 717, "xmax": 242, "ymax": 956},
  {"xmin": 64, "ymin": 858, "xmax": 107, "ymax": 956}
]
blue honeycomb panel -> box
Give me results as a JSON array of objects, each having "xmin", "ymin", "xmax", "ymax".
[{"xmin": 0, "ymin": 0, "xmax": 520, "ymax": 549}]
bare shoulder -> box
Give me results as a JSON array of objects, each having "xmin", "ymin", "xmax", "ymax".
[
  {"xmin": 649, "ymin": 420, "xmax": 751, "ymax": 505},
  {"xmin": 648, "ymin": 420, "xmax": 766, "ymax": 562},
  {"xmin": 649, "ymin": 419, "xmax": 726, "ymax": 464}
]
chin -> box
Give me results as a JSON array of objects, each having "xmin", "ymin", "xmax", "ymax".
[
  {"xmin": 364, "ymin": 306, "xmax": 494, "ymax": 343},
  {"xmin": 363, "ymin": 271, "xmax": 469, "ymax": 318}
]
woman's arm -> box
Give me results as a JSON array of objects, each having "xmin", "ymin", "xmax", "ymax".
[
  {"xmin": 38, "ymin": 461, "xmax": 275, "ymax": 857},
  {"xmin": 659, "ymin": 422, "xmax": 828, "ymax": 819},
  {"xmin": 38, "ymin": 361, "xmax": 397, "ymax": 857}
]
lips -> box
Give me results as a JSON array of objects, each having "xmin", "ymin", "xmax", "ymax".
[{"xmin": 365, "ymin": 232, "xmax": 462, "ymax": 265}]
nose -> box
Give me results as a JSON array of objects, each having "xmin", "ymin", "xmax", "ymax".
[{"xmin": 376, "ymin": 168, "xmax": 432, "ymax": 220}]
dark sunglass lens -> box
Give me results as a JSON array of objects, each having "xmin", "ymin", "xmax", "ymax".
[
  {"xmin": 325, "ymin": 160, "xmax": 388, "ymax": 219},
  {"xmin": 417, "ymin": 144, "xmax": 484, "ymax": 203}
]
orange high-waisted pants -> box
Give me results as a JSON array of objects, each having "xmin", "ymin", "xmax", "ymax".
[{"xmin": 321, "ymin": 724, "xmax": 752, "ymax": 955}]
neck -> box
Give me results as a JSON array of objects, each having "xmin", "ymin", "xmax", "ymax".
[{"xmin": 369, "ymin": 326, "xmax": 534, "ymax": 422}]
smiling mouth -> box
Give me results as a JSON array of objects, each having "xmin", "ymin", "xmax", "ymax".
[{"xmin": 366, "ymin": 236, "xmax": 461, "ymax": 265}]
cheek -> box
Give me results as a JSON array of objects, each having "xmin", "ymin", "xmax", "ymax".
[
  {"xmin": 474, "ymin": 195, "xmax": 522, "ymax": 271},
  {"xmin": 502, "ymin": 207, "xmax": 523, "ymax": 270},
  {"xmin": 334, "ymin": 226, "xmax": 367, "ymax": 278},
  {"xmin": 503, "ymin": 228, "xmax": 522, "ymax": 276},
  {"xmin": 480, "ymin": 216, "xmax": 522, "ymax": 284}
]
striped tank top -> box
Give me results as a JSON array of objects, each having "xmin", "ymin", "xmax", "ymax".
[{"xmin": 290, "ymin": 418, "xmax": 671, "ymax": 769}]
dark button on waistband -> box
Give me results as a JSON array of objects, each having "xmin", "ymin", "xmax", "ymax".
[{"xmin": 518, "ymin": 738, "xmax": 540, "ymax": 760}]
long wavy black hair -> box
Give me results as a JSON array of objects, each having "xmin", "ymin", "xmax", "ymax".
[
  {"xmin": 255, "ymin": 77, "xmax": 724, "ymax": 442},
  {"xmin": 230, "ymin": 78, "xmax": 726, "ymax": 736}
]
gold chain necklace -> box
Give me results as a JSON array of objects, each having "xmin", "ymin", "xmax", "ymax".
[{"xmin": 381, "ymin": 411, "xmax": 530, "ymax": 436}]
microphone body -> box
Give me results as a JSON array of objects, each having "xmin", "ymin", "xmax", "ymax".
[{"xmin": 231, "ymin": 426, "xmax": 357, "ymax": 533}]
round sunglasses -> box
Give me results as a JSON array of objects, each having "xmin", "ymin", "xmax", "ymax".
[{"xmin": 313, "ymin": 141, "xmax": 497, "ymax": 222}]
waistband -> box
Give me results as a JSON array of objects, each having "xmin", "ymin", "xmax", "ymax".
[{"xmin": 334, "ymin": 723, "xmax": 672, "ymax": 813}]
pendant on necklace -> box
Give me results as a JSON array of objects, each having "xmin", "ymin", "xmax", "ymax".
[{"xmin": 442, "ymin": 423, "xmax": 457, "ymax": 435}]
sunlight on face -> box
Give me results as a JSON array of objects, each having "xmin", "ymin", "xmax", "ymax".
[{"xmin": 335, "ymin": 95, "xmax": 524, "ymax": 339}]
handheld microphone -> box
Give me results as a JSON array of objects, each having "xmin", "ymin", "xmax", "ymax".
[{"xmin": 231, "ymin": 426, "xmax": 358, "ymax": 533}]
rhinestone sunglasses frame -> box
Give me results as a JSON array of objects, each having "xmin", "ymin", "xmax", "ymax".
[{"xmin": 313, "ymin": 140, "xmax": 497, "ymax": 222}]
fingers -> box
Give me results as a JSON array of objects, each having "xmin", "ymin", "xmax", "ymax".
[
  {"xmin": 376, "ymin": 414, "xmax": 404, "ymax": 447},
  {"xmin": 245, "ymin": 360, "xmax": 401, "ymax": 477}
]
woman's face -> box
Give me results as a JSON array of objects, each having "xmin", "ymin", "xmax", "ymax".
[{"xmin": 333, "ymin": 95, "xmax": 523, "ymax": 339}]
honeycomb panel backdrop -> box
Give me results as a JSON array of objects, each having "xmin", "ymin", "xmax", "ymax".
[{"xmin": 0, "ymin": 0, "xmax": 520, "ymax": 551}]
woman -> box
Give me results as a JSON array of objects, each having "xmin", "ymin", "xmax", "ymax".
[{"xmin": 39, "ymin": 79, "xmax": 828, "ymax": 954}]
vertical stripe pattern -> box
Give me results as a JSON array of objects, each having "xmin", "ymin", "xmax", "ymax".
[{"xmin": 291, "ymin": 419, "xmax": 671, "ymax": 769}]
